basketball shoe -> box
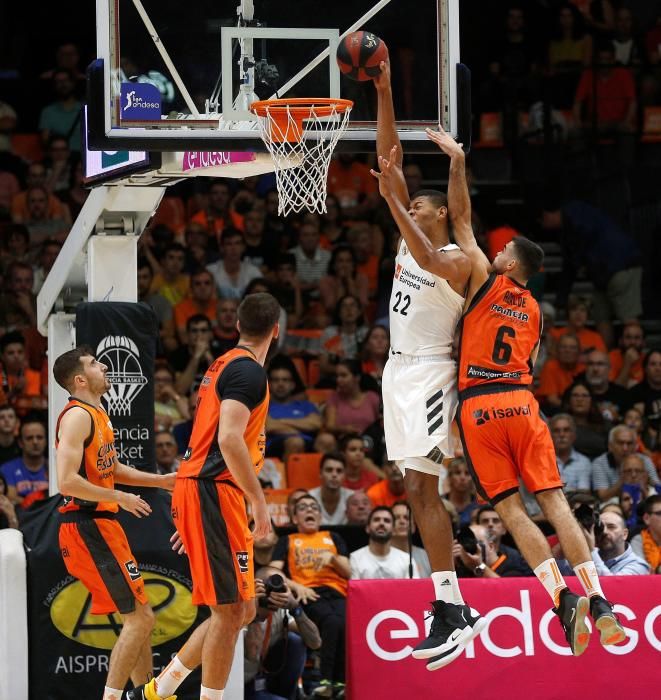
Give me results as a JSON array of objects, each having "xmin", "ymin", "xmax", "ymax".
[
  {"xmin": 412, "ymin": 600, "xmax": 475, "ymax": 661},
  {"xmin": 126, "ymin": 678, "xmax": 176, "ymax": 700},
  {"xmin": 589, "ymin": 595, "xmax": 626, "ymax": 646},
  {"xmin": 553, "ymin": 588, "xmax": 590, "ymax": 656},
  {"xmin": 424, "ymin": 603, "xmax": 487, "ymax": 671}
]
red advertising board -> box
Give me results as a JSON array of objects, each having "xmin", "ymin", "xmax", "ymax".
[{"xmin": 346, "ymin": 577, "xmax": 661, "ymax": 698}]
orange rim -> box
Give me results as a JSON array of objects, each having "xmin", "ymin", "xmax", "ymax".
[{"xmin": 250, "ymin": 98, "xmax": 353, "ymax": 143}]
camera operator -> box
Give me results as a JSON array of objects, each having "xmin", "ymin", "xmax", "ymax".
[
  {"xmin": 245, "ymin": 566, "xmax": 321, "ymax": 700},
  {"xmin": 555, "ymin": 499, "xmax": 649, "ymax": 575},
  {"xmin": 453, "ymin": 524, "xmax": 501, "ymax": 579},
  {"xmin": 476, "ymin": 506, "xmax": 533, "ymax": 576}
]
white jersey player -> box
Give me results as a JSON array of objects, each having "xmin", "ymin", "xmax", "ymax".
[{"xmin": 372, "ymin": 59, "xmax": 484, "ymax": 671}]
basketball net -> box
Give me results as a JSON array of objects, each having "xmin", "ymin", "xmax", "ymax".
[{"xmin": 250, "ymin": 99, "xmax": 353, "ymax": 216}]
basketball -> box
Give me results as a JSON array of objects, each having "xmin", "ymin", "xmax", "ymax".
[{"xmin": 336, "ymin": 31, "xmax": 389, "ymax": 81}]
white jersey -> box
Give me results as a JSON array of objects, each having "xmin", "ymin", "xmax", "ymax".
[{"xmin": 389, "ymin": 241, "xmax": 464, "ymax": 356}]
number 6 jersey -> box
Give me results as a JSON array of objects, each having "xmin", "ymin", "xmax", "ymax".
[
  {"xmin": 389, "ymin": 241, "xmax": 464, "ymax": 356},
  {"xmin": 457, "ymin": 272, "xmax": 542, "ymax": 393}
]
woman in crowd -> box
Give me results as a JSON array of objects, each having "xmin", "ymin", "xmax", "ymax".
[
  {"xmin": 360, "ymin": 324, "xmax": 390, "ymax": 389},
  {"xmin": 443, "ymin": 457, "xmax": 478, "ymax": 528},
  {"xmin": 561, "ymin": 379, "xmax": 611, "ymax": 458},
  {"xmin": 319, "ymin": 294, "xmax": 369, "ymax": 383},
  {"xmin": 323, "ymin": 359, "xmax": 380, "ymax": 438},
  {"xmin": 318, "ymin": 245, "xmax": 369, "ymax": 316}
]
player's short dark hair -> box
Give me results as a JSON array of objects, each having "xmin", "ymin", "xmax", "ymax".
[
  {"xmin": 411, "ymin": 189, "xmax": 448, "ymax": 209},
  {"xmin": 320, "ymin": 451, "xmax": 346, "ymax": 470},
  {"xmin": 53, "ymin": 345, "xmax": 95, "ymax": 392},
  {"xmin": 511, "ymin": 236, "xmax": 544, "ymax": 278},
  {"xmin": 368, "ymin": 505, "xmax": 393, "ymax": 525},
  {"xmin": 237, "ymin": 292, "xmax": 280, "ymax": 339}
]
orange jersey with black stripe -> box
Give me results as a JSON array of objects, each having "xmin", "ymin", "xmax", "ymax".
[
  {"xmin": 286, "ymin": 531, "xmax": 348, "ymax": 596},
  {"xmin": 177, "ymin": 347, "xmax": 269, "ymax": 482},
  {"xmin": 56, "ymin": 398, "xmax": 118, "ymax": 513},
  {"xmin": 458, "ymin": 273, "xmax": 542, "ymax": 393}
]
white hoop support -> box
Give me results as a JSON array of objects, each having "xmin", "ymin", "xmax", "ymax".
[{"xmin": 250, "ymin": 98, "xmax": 353, "ymax": 215}]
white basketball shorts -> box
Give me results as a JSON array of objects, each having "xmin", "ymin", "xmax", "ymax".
[{"xmin": 382, "ymin": 353, "xmax": 458, "ymax": 477}]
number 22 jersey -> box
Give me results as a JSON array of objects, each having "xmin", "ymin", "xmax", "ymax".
[{"xmin": 457, "ymin": 273, "xmax": 542, "ymax": 393}]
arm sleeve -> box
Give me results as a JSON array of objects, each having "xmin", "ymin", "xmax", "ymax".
[
  {"xmin": 331, "ymin": 532, "xmax": 349, "ymax": 557},
  {"xmin": 216, "ymin": 357, "xmax": 267, "ymax": 410}
]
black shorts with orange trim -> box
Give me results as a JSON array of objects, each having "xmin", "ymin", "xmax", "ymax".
[
  {"xmin": 172, "ymin": 477, "xmax": 255, "ymax": 607},
  {"xmin": 457, "ymin": 386, "xmax": 563, "ymax": 505},
  {"xmin": 58, "ymin": 512, "xmax": 148, "ymax": 615}
]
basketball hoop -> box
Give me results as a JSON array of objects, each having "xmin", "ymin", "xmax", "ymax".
[{"xmin": 250, "ymin": 98, "xmax": 353, "ymax": 215}]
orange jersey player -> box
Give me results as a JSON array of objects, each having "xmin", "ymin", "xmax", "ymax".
[
  {"xmin": 53, "ymin": 346, "xmax": 175, "ymax": 700},
  {"xmin": 423, "ymin": 125, "xmax": 626, "ymax": 658}
]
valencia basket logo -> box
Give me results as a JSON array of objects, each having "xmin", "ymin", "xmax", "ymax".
[{"xmin": 96, "ymin": 336, "xmax": 147, "ymax": 416}]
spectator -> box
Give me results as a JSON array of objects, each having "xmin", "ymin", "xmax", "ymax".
[
  {"xmin": 137, "ymin": 257, "xmax": 174, "ymax": 352},
  {"xmin": 323, "ymin": 359, "xmax": 380, "ymax": 437},
  {"xmin": 170, "ymin": 315, "xmax": 217, "ymax": 395},
  {"xmin": 289, "ymin": 222, "xmax": 331, "ymax": 303},
  {"xmin": 402, "ymin": 163, "xmax": 424, "ymax": 197},
  {"xmin": 549, "ymin": 297, "xmax": 606, "ymax": 359},
  {"xmin": 10, "ymin": 164, "xmax": 70, "ymax": 225},
  {"xmin": 319, "ymin": 246, "xmax": 369, "ymax": 317},
  {"xmin": 22, "ymin": 185, "xmax": 69, "ymax": 246},
  {"xmin": 32, "ymin": 239, "xmax": 62, "ymax": 295},
  {"xmin": 348, "ymin": 223, "xmax": 380, "ymax": 300},
  {"xmin": 190, "ymin": 179, "xmax": 243, "ymax": 238},
  {"xmin": 244, "ymin": 565, "xmax": 321, "ymax": 700},
  {"xmin": 213, "ymin": 298, "xmax": 240, "ymax": 354},
  {"xmin": 453, "ymin": 524, "xmax": 501, "ymax": 579},
  {"xmin": 0, "ymin": 404, "xmax": 20, "ymax": 466},
  {"xmin": 534, "ymin": 301, "xmax": 557, "ymax": 381},
  {"xmin": 326, "ymin": 154, "xmax": 378, "ymax": 219},
  {"xmin": 611, "ymin": 6, "xmax": 645, "ymax": 68},
  {"xmin": 345, "ymin": 490, "xmax": 372, "ymax": 526},
  {"xmin": 350, "ymin": 506, "xmax": 419, "ymax": 579},
  {"xmin": 391, "ymin": 501, "xmax": 432, "ymax": 578},
  {"xmin": 38, "ymin": 69, "xmax": 82, "ymax": 152},
  {"xmin": 591, "ymin": 425, "xmax": 659, "ymax": 503},
  {"xmin": 153, "ymin": 365, "xmax": 190, "ymax": 432},
  {"xmin": 620, "ymin": 453, "xmax": 658, "ymax": 514},
  {"xmin": 0, "ymin": 331, "xmax": 44, "ymax": 416},
  {"xmin": 270, "ymin": 254, "xmax": 303, "ymax": 328},
  {"xmin": 582, "ymin": 350, "xmax": 629, "ymax": 423},
  {"xmin": 367, "ymin": 461, "xmax": 406, "ymax": 507},
  {"xmin": 271, "ymin": 493, "xmax": 350, "ymax": 698},
  {"xmin": 1, "ymin": 417, "xmax": 48, "ymax": 505},
  {"xmin": 285, "ymin": 488, "xmax": 309, "ymax": 526},
  {"xmin": 561, "ymin": 380, "xmax": 610, "ymax": 458},
  {"xmin": 266, "ymin": 362, "xmax": 321, "ymax": 460},
  {"xmin": 206, "ymin": 229, "xmax": 261, "ymax": 300},
  {"xmin": 549, "ymin": 413, "xmax": 592, "ymax": 492},
  {"xmin": 150, "ymin": 242, "xmax": 190, "ymax": 306},
  {"xmin": 242, "ymin": 208, "xmax": 278, "ymax": 273},
  {"xmin": 40, "ymin": 43, "xmax": 85, "ymax": 84},
  {"xmin": 172, "ymin": 268, "xmax": 217, "ymax": 345},
  {"xmin": 360, "ymin": 324, "xmax": 389, "ymax": 388},
  {"xmin": 341, "ymin": 433, "xmax": 381, "ymax": 491},
  {"xmin": 44, "ymin": 136, "xmax": 72, "ymax": 195},
  {"xmin": 319, "ymin": 194, "xmax": 347, "ymax": 249},
  {"xmin": 623, "ymin": 408, "xmax": 660, "ymax": 471},
  {"xmin": 609, "ymin": 321, "xmax": 646, "ymax": 387},
  {"xmin": 59, "ymin": 158, "xmax": 89, "ymax": 221},
  {"xmin": 0, "ymin": 473, "xmax": 19, "ymax": 529},
  {"xmin": 172, "ymin": 390, "xmax": 197, "ymax": 455},
  {"xmin": 630, "ymin": 495, "xmax": 661, "ymax": 574},
  {"xmin": 443, "ymin": 457, "xmax": 478, "ymax": 527},
  {"xmin": 154, "ymin": 430, "xmax": 180, "ymax": 474},
  {"xmin": 592, "ymin": 511, "xmax": 650, "ymax": 575},
  {"xmin": 536, "ymin": 333, "xmax": 584, "ymax": 410},
  {"xmin": 629, "ymin": 350, "xmax": 661, "ymax": 430},
  {"xmin": 475, "ymin": 506, "xmax": 533, "ymax": 576},
  {"xmin": 314, "ymin": 431, "xmax": 338, "ymax": 455},
  {"xmin": 1, "ymin": 226, "xmax": 31, "ymax": 274},
  {"xmin": 308, "ymin": 452, "xmax": 354, "ymax": 526},
  {"xmin": 0, "ymin": 261, "xmax": 37, "ymax": 331},
  {"xmin": 319, "ymin": 296, "xmax": 369, "ymax": 382}
]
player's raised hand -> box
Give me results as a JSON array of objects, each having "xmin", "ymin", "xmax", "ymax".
[
  {"xmin": 370, "ymin": 145, "xmax": 399, "ymax": 199},
  {"xmin": 372, "ymin": 59, "xmax": 392, "ymax": 91},
  {"xmin": 425, "ymin": 125, "xmax": 464, "ymax": 159},
  {"xmin": 170, "ymin": 530, "xmax": 186, "ymax": 555},
  {"xmin": 118, "ymin": 491, "xmax": 152, "ymax": 517}
]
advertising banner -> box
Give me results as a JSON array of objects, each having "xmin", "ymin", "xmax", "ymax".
[{"xmin": 347, "ymin": 577, "xmax": 661, "ymax": 699}]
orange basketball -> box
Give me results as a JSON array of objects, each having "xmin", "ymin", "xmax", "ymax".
[{"xmin": 336, "ymin": 31, "xmax": 389, "ymax": 81}]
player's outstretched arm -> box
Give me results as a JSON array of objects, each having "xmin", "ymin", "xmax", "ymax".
[
  {"xmin": 56, "ymin": 407, "xmax": 151, "ymax": 517},
  {"xmin": 114, "ymin": 461, "xmax": 175, "ymax": 490},
  {"xmin": 374, "ymin": 61, "xmax": 409, "ymax": 207},
  {"xmin": 426, "ymin": 126, "xmax": 492, "ymax": 301},
  {"xmin": 371, "ymin": 146, "xmax": 470, "ymax": 284}
]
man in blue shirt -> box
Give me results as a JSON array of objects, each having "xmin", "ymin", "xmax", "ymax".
[
  {"xmin": 266, "ymin": 364, "xmax": 321, "ymax": 460},
  {"xmin": 549, "ymin": 413, "xmax": 592, "ymax": 492},
  {"xmin": 1, "ymin": 417, "xmax": 48, "ymax": 505},
  {"xmin": 593, "ymin": 511, "xmax": 650, "ymax": 575}
]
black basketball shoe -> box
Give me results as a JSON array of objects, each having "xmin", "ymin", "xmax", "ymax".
[
  {"xmin": 553, "ymin": 588, "xmax": 590, "ymax": 656},
  {"xmin": 412, "ymin": 600, "xmax": 471, "ymax": 660},
  {"xmin": 589, "ymin": 595, "xmax": 626, "ymax": 646}
]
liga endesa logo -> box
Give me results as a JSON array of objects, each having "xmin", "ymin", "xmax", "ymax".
[
  {"xmin": 365, "ymin": 591, "xmax": 661, "ymax": 661},
  {"xmin": 49, "ymin": 570, "xmax": 196, "ymax": 650}
]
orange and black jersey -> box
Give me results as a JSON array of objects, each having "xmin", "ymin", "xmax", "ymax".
[
  {"xmin": 177, "ymin": 346, "xmax": 269, "ymax": 481},
  {"xmin": 56, "ymin": 398, "xmax": 118, "ymax": 514},
  {"xmin": 458, "ymin": 273, "xmax": 542, "ymax": 396}
]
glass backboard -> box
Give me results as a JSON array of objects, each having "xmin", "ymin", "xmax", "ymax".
[{"xmin": 91, "ymin": 0, "xmax": 467, "ymax": 152}]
